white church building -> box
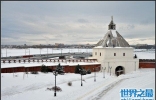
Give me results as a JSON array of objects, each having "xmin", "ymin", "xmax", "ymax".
[{"xmin": 90, "ymin": 17, "xmax": 139, "ymax": 76}]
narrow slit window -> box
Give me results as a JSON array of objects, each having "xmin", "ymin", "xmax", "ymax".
[
  {"xmin": 123, "ymin": 53, "xmax": 125, "ymax": 56},
  {"xmin": 114, "ymin": 53, "xmax": 116, "ymax": 56},
  {"xmin": 100, "ymin": 53, "xmax": 101, "ymax": 56}
]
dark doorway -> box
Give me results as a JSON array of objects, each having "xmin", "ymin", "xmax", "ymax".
[{"xmin": 115, "ymin": 66, "xmax": 124, "ymax": 76}]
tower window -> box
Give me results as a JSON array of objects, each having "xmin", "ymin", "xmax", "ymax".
[
  {"xmin": 114, "ymin": 53, "xmax": 116, "ymax": 56},
  {"xmin": 100, "ymin": 52, "xmax": 101, "ymax": 56},
  {"xmin": 123, "ymin": 53, "xmax": 125, "ymax": 56}
]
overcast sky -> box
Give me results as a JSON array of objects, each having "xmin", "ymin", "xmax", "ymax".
[{"xmin": 1, "ymin": 1, "xmax": 155, "ymax": 45}]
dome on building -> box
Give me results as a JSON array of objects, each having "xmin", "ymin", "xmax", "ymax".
[{"xmin": 96, "ymin": 16, "xmax": 130, "ymax": 47}]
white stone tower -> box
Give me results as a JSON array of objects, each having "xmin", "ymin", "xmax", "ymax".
[{"xmin": 91, "ymin": 16, "xmax": 139, "ymax": 76}]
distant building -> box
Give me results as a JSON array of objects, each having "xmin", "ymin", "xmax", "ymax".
[{"xmin": 55, "ymin": 43, "xmax": 64, "ymax": 47}]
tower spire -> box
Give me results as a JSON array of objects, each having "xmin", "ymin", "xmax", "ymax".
[{"xmin": 108, "ymin": 16, "xmax": 116, "ymax": 30}]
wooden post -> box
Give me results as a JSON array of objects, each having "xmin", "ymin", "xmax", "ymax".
[
  {"xmin": 108, "ymin": 62, "xmax": 109, "ymax": 73},
  {"xmin": 109, "ymin": 66, "xmax": 112, "ymax": 76}
]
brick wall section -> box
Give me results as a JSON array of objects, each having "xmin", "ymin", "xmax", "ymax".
[
  {"xmin": 1, "ymin": 64, "xmax": 101, "ymax": 73},
  {"xmin": 25, "ymin": 66, "xmax": 41, "ymax": 72},
  {"xmin": 63, "ymin": 64, "xmax": 101, "ymax": 73},
  {"xmin": 139, "ymin": 59, "xmax": 155, "ymax": 68},
  {"xmin": 139, "ymin": 62, "xmax": 155, "ymax": 68},
  {"xmin": 1, "ymin": 67, "xmax": 25, "ymax": 73}
]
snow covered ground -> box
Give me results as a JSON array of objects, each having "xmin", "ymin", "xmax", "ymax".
[
  {"xmin": 1, "ymin": 48, "xmax": 155, "ymax": 59},
  {"xmin": 1, "ymin": 48, "xmax": 155, "ymax": 100},
  {"xmin": 133, "ymin": 49, "xmax": 155, "ymax": 59},
  {"xmin": 1, "ymin": 68, "xmax": 155, "ymax": 100},
  {"xmin": 1, "ymin": 48, "xmax": 92, "ymax": 57},
  {"xmin": 99, "ymin": 68, "xmax": 155, "ymax": 100}
]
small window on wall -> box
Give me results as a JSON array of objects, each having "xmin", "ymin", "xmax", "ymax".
[
  {"xmin": 114, "ymin": 53, "xmax": 116, "ymax": 56},
  {"xmin": 123, "ymin": 53, "xmax": 125, "ymax": 56},
  {"xmin": 95, "ymin": 52, "xmax": 97, "ymax": 55},
  {"xmin": 100, "ymin": 52, "xmax": 101, "ymax": 56}
]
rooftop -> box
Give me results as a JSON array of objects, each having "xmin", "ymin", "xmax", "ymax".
[{"xmin": 96, "ymin": 17, "xmax": 130, "ymax": 47}]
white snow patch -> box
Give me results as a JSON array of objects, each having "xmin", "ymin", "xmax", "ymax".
[
  {"xmin": 111, "ymin": 30, "xmax": 117, "ymax": 37},
  {"xmin": 1, "ymin": 68, "xmax": 155, "ymax": 100}
]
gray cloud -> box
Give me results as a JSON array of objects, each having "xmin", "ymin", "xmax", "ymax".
[
  {"xmin": 140, "ymin": 18, "xmax": 155, "ymax": 25},
  {"xmin": 77, "ymin": 19, "xmax": 89, "ymax": 23},
  {"xmin": 1, "ymin": 1, "xmax": 155, "ymax": 45}
]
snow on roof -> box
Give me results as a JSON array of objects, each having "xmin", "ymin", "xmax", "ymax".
[
  {"xmin": 94, "ymin": 46, "xmax": 104, "ymax": 48},
  {"xmin": 1, "ymin": 61, "xmax": 100, "ymax": 68},
  {"xmin": 111, "ymin": 30, "xmax": 117, "ymax": 37},
  {"xmin": 1, "ymin": 63, "xmax": 25, "ymax": 68},
  {"xmin": 67, "ymin": 62, "xmax": 100, "ymax": 66}
]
